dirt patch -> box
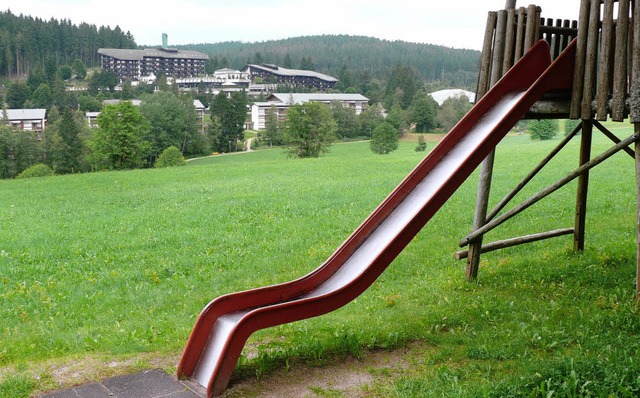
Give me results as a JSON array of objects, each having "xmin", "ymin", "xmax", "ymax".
[{"xmin": 222, "ymin": 346, "xmax": 416, "ymax": 398}]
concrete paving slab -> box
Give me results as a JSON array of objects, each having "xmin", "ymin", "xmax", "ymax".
[
  {"xmin": 41, "ymin": 382, "xmax": 112, "ymax": 398},
  {"xmin": 42, "ymin": 369, "xmax": 205, "ymax": 398}
]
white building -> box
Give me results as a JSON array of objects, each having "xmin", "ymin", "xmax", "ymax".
[{"xmin": 250, "ymin": 93, "xmax": 369, "ymax": 130}]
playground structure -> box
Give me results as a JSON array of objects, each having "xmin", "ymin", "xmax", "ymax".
[
  {"xmin": 459, "ymin": 0, "xmax": 640, "ymax": 285},
  {"xmin": 178, "ymin": 1, "xmax": 640, "ymax": 397}
]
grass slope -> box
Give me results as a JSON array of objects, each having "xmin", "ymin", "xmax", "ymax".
[{"xmin": 1, "ymin": 128, "xmax": 639, "ymax": 396}]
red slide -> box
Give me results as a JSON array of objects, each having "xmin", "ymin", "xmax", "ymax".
[{"xmin": 178, "ymin": 39, "xmax": 576, "ymax": 397}]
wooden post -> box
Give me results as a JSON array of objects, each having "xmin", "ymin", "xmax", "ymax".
[
  {"xmin": 596, "ymin": 0, "xmax": 615, "ymax": 121},
  {"xmin": 571, "ymin": 0, "xmax": 592, "ymax": 119},
  {"xmin": 632, "ymin": 0, "xmax": 640, "ymax": 296},
  {"xmin": 477, "ymin": 12, "xmax": 498, "ymax": 101},
  {"xmin": 582, "ymin": 0, "xmax": 601, "ymax": 120},
  {"xmin": 503, "ymin": 9, "xmax": 517, "ymax": 71},
  {"xmin": 612, "ymin": 0, "xmax": 631, "ymax": 122},
  {"xmin": 636, "ymin": 127, "xmax": 640, "ymax": 296},
  {"xmin": 515, "ymin": 7, "xmax": 526, "ymax": 60},
  {"xmin": 466, "ymin": 8, "xmax": 509, "ymax": 280},
  {"xmin": 574, "ymin": 120, "xmax": 593, "ymax": 252},
  {"xmin": 524, "ymin": 5, "xmax": 539, "ymax": 51}
]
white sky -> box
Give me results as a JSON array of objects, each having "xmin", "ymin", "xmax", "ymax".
[{"xmin": 3, "ymin": 1, "xmax": 581, "ymax": 50}]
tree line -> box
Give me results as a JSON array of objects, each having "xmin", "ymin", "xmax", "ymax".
[
  {"xmin": 0, "ymin": 85, "xmax": 248, "ymax": 179},
  {"xmin": 183, "ymin": 35, "xmax": 479, "ymax": 89},
  {"xmin": 0, "ymin": 10, "xmax": 136, "ymax": 79}
]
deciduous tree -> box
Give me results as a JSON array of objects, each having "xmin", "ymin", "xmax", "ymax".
[
  {"xmin": 283, "ymin": 102, "xmax": 336, "ymax": 158},
  {"xmin": 409, "ymin": 90, "xmax": 438, "ymax": 133}
]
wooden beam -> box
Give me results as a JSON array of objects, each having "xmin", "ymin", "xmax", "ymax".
[
  {"xmin": 455, "ymin": 228, "xmax": 574, "ymax": 260},
  {"xmin": 486, "ymin": 123, "xmax": 582, "ymax": 222},
  {"xmin": 461, "ymin": 134, "xmax": 640, "ymax": 247},
  {"xmin": 592, "ymin": 119, "xmax": 636, "ymax": 158},
  {"xmin": 525, "ymin": 99, "xmax": 571, "ymax": 118}
]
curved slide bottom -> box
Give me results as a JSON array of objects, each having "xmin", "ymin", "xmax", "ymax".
[{"xmin": 178, "ymin": 40, "xmax": 576, "ymax": 397}]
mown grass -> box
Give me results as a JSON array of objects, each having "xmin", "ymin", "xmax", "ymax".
[{"xmin": 1, "ymin": 125, "xmax": 639, "ymax": 397}]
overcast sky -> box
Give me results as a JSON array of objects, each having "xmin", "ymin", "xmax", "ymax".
[{"xmin": 3, "ymin": 1, "xmax": 581, "ymax": 50}]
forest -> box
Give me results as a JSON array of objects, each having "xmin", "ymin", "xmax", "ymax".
[
  {"xmin": 181, "ymin": 35, "xmax": 480, "ymax": 92},
  {"xmin": 0, "ymin": 10, "xmax": 136, "ymax": 78}
]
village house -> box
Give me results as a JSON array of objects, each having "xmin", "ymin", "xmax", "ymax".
[{"xmin": 4, "ymin": 109, "xmax": 47, "ymax": 136}]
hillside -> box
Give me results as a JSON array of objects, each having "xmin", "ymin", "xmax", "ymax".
[{"xmin": 179, "ymin": 35, "xmax": 480, "ymax": 90}]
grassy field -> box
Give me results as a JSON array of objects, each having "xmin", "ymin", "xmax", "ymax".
[{"xmin": 1, "ymin": 126, "xmax": 640, "ymax": 397}]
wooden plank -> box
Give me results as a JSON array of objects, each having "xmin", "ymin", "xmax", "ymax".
[
  {"xmin": 571, "ymin": 0, "xmax": 592, "ymax": 119},
  {"xmin": 612, "ymin": 0, "xmax": 630, "ymax": 121},
  {"xmin": 582, "ymin": 0, "xmax": 601, "ymax": 119},
  {"xmin": 597, "ymin": 0, "xmax": 615, "ymax": 121},
  {"xmin": 455, "ymin": 229, "xmax": 574, "ymax": 260},
  {"xmin": 460, "ymin": 134, "xmax": 640, "ymax": 247},
  {"xmin": 574, "ymin": 120, "xmax": 593, "ymax": 251}
]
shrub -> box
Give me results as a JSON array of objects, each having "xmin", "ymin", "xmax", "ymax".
[
  {"xmin": 415, "ymin": 135, "xmax": 427, "ymax": 152},
  {"xmin": 15, "ymin": 164, "xmax": 54, "ymax": 179},
  {"xmin": 155, "ymin": 146, "xmax": 186, "ymax": 168},
  {"xmin": 529, "ymin": 119, "xmax": 559, "ymax": 140}
]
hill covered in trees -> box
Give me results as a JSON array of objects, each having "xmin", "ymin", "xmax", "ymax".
[
  {"xmin": 0, "ymin": 9, "xmax": 136, "ymax": 78},
  {"xmin": 180, "ymin": 35, "xmax": 480, "ymax": 92}
]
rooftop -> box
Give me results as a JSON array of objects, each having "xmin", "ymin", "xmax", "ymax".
[
  {"xmin": 243, "ymin": 64, "xmax": 338, "ymax": 82},
  {"xmin": 5, "ymin": 109, "xmax": 47, "ymax": 120}
]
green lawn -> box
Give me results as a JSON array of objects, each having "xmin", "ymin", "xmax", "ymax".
[{"xmin": 1, "ymin": 126, "xmax": 640, "ymax": 396}]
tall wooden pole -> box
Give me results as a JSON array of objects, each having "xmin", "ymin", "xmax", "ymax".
[
  {"xmin": 632, "ymin": 0, "xmax": 640, "ymax": 295},
  {"xmin": 466, "ymin": 3, "xmax": 513, "ymax": 280},
  {"xmin": 636, "ymin": 130, "xmax": 640, "ymax": 296},
  {"xmin": 574, "ymin": 120, "xmax": 593, "ymax": 251}
]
